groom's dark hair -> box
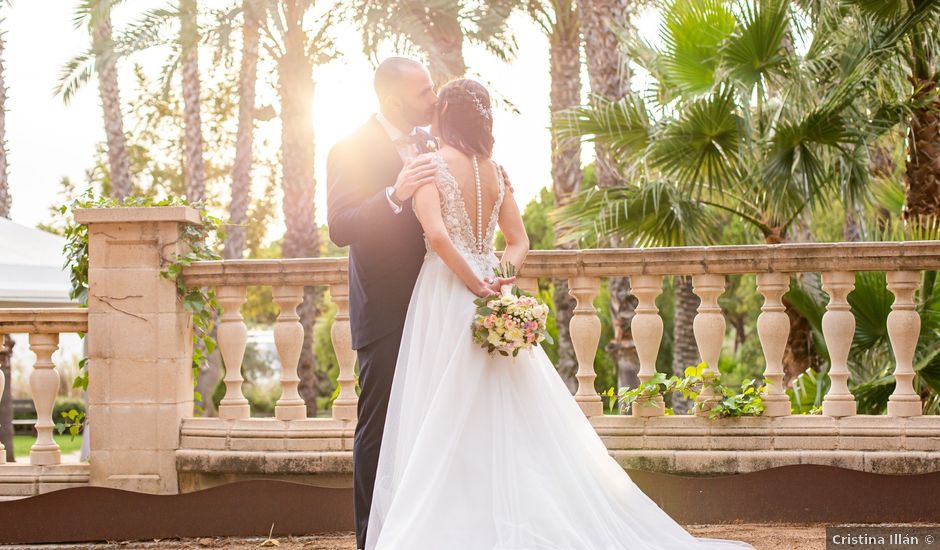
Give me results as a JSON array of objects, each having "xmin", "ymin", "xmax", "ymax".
[
  {"xmin": 374, "ymin": 57, "xmax": 425, "ymax": 99},
  {"xmin": 437, "ymin": 79, "xmax": 495, "ymax": 159}
]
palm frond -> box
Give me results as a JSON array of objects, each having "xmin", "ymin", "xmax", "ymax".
[
  {"xmin": 55, "ymin": 49, "xmax": 96, "ymax": 104},
  {"xmin": 553, "ymin": 94, "xmax": 651, "ymax": 170},
  {"xmin": 722, "ymin": 0, "xmax": 790, "ymax": 92},
  {"xmin": 648, "ymin": 87, "xmax": 743, "ymax": 195},
  {"xmin": 553, "ymin": 179, "xmax": 719, "ymax": 248},
  {"xmin": 659, "ymin": 0, "xmax": 736, "ymax": 96}
]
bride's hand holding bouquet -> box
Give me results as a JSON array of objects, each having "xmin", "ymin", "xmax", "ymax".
[{"xmin": 471, "ymin": 262, "xmax": 553, "ymax": 357}]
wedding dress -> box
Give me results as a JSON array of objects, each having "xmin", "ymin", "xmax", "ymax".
[{"xmin": 364, "ymin": 151, "xmax": 756, "ymax": 550}]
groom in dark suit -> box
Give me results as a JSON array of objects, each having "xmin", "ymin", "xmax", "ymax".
[{"xmin": 326, "ymin": 57, "xmax": 440, "ymax": 550}]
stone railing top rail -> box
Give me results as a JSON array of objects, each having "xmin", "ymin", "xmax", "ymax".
[
  {"xmin": 181, "ymin": 241, "xmax": 940, "ymax": 284},
  {"xmin": 0, "ymin": 308, "xmax": 88, "ymax": 334},
  {"xmin": 182, "ymin": 258, "xmax": 349, "ymax": 287}
]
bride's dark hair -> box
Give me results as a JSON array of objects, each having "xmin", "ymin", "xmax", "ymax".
[{"xmin": 436, "ymin": 79, "xmax": 495, "ymax": 159}]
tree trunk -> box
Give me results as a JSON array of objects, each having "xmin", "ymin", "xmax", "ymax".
[
  {"xmin": 903, "ymin": 77, "xmax": 940, "ymax": 221},
  {"xmin": 549, "ymin": 0, "xmax": 581, "ymax": 394},
  {"xmin": 179, "ymin": 0, "xmax": 219, "ymax": 415},
  {"xmin": 0, "ymin": 22, "xmax": 12, "ymax": 457},
  {"xmin": 0, "ymin": 22, "xmax": 10, "ymax": 219},
  {"xmin": 279, "ymin": 0, "xmax": 320, "ymax": 417},
  {"xmin": 181, "ymin": 0, "xmax": 206, "ymax": 204},
  {"xmin": 607, "ymin": 274, "xmax": 639, "ymax": 391},
  {"xmin": 0, "ymin": 335, "xmax": 13, "ymax": 462},
  {"xmin": 224, "ymin": 0, "xmax": 261, "ymax": 261},
  {"xmin": 580, "ymin": 0, "xmax": 640, "ymax": 392},
  {"xmin": 671, "ymin": 276, "xmax": 697, "ymax": 414},
  {"xmin": 93, "ymin": 6, "xmax": 133, "ymax": 200},
  {"xmin": 426, "ymin": 17, "xmax": 466, "ymax": 87}
]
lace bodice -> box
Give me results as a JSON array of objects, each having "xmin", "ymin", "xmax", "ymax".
[{"xmin": 418, "ymin": 152, "xmax": 505, "ymax": 273}]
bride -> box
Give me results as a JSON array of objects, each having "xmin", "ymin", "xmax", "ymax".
[{"xmin": 364, "ymin": 78, "xmax": 756, "ymax": 550}]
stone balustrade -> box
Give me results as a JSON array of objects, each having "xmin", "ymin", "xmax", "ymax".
[
  {"xmin": 1, "ymin": 207, "xmax": 939, "ymax": 499},
  {"xmin": 0, "ymin": 309, "xmax": 90, "ymax": 497}
]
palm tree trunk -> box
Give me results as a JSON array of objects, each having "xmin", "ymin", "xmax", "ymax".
[
  {"xmin": 549, "ymin": 0, "xmax": 582, "ymax": 394},
  {"xmin": 93, "ymin": 4, "xmax": 133, "ymax": 200},
  {"xmin": 579, "ymin": 0, "xmax": 640, "ymax": 392},
  {"xmin": 180, "ymin": 0, "xmax": 206, "ymax": 203},
  {"xmin": 279, "ymin": 0, "xmax": 320, "ymax": 417},
  {"xmin": 179, "ymin": 0, "xmax": 219, "ymax": 416},
  {"xmin": 224, "ymin": 0, "xmax": 261, "ymax": 261},
  {"xmin": 0, "ymin": 16, "xmax": 13, "ymax": 458},
  {"xmin": 903, "ymin": 77, "xmax": 940, "ymax": 220},
  {"xmin": 0, "ymin": 22, "xmax": 9, "ymax": 219},
  {"xmin": 671, "ymin": 276, "xmax": 697, "ymax": 414},
  {"xmin": 423, "ymin": 14, "xmax": 466, "ymax": 87}
]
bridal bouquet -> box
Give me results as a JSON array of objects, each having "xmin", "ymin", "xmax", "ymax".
[{"xmin": 472, "ymin": 262, "xmax": 553, "ymax": 357}]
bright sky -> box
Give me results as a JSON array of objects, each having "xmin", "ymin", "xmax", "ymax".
[{"xmin": 2, "ymin": 2, "xmax": 658, "ymax": 242}]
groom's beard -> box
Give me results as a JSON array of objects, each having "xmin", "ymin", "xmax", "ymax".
[{"xmin": 402, "ymin": 106, "xmax": 434, "ymax": 128}]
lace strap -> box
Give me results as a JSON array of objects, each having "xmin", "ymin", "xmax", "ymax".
[{"xmin": 494, "ymin": 162, "xmax": 506, "ymax": 207}]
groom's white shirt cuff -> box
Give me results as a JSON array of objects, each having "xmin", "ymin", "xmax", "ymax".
[{"xmin": 377, "ymin": 112, "xmax": 417, "ymax": 215}]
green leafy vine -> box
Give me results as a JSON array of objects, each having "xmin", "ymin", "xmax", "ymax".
[{"xmin": 604, "ymin": 363, "xmax": 769, "ymax": 419}]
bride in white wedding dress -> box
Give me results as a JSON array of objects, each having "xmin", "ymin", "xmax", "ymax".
[{"xmin": 364, "ymin": 79, "xmax": 756, "ymax": 550}]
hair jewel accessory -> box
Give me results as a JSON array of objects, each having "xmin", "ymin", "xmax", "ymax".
[{"xmin": 467, "ymin": 90, "xmax": 492, "ymax": 120}]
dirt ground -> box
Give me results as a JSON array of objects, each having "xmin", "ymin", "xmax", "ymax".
[{"xmin": 7, "ymin": 523, "xmax": 939, "ymax": 550}]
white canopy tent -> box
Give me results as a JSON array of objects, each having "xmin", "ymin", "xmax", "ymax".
[{"xmin": 0, "ymin": 217, "xmax": 77, "ymax": 308}]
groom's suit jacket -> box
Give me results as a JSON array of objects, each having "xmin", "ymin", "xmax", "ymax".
[{"xmin": 326, "ymin": 115, "xmax": 429, "ymax": 350}]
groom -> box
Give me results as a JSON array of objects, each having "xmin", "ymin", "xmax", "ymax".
[{"xmin": 326, "ymin": 57, "xmax": 442, "ymax": 550}]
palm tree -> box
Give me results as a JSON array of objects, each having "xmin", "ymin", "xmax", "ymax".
[
  {"xmin": 556, "ymin": 0, "xmax": 940, "ymax": 384},
  {"xmin": 258, "ymin": 0, "xmax": 335, "ymax": 416},
  {"xmin": 350, "ymin": 0, "xmax": 518, "ymax": 87},
  {"xmin": 0, "ymin": 3, "xmax": 8, "ymax": 218},
  {"xmin": 578, "ymin": 0, "xmax": 641, "ymax": 393},
  {"xmin": 58, "ymin": 0, "xmax": 133, "ymax": 200},
  {"xmin": 180, "ymin": 0, "xmax": 206, "ymax": 203},
  {"xmin": 224, "ymin": 0, "xmax": 262, "ymax": 262},
  {"xmin": 837, "ymin": 1, "xmax": 940, "ymax": 222},
  {"xmin": 526, "ymin": 0, "xmax": 582, "ymax": 392},
  {"xmin": 0, "ymin": 1, "xmax": 12, "ymax": 460},
  {"xmin": 111, "ymin": 1, "xmax": 214, "ymax": 202}
]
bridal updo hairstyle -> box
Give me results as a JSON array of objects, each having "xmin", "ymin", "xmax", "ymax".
[{"xmin": 436, "ymin": 79, "xmax": 495, "ymax": 159}]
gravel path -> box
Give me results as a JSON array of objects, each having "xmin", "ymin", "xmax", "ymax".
[{"xmin": 8, "ymin": 523, "xmax": 940, "ymax": 550}]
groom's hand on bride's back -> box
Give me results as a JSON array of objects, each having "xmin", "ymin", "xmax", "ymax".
[
  {"xmin": 392, "ymin": 155, "xmax": 438, "ymax": 202},
  {"xmin": 498, "ymin": 164, "xmax": 515, "ymax": 194}
]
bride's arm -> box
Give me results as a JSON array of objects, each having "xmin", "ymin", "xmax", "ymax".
[
  {"xmin": 413, "ymin": 183, "xmax": 494, "ymax": 298},
  {"xmin": 495, "ymin": 183, "xmax": 529, "ymax": 271}
]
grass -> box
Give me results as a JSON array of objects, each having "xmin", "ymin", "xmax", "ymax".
[{"xmin": 12, "ymin": 433, "xmax": 84, "ymax": 457}]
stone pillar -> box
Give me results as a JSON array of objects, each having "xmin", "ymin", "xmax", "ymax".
[{"xmin": 75, "ymin": 206, "xmax": 201, "ymax": 494}]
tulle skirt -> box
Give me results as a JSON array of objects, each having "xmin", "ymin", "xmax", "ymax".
[{"xmin": 365, "ymin": 253, "xmax": 755, "ymax": 550}]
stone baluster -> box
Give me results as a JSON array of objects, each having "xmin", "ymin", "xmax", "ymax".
[
  {"xmin": 821, "ymin": 271, "xmax": 857, "ymax": 417},
  {"xmin": 273, "ymin": 285, "xmax": 307, "ymax": 420},
  {"xmin": 217, "ymin": 285, "xmax": 250, "ymax": 420},
  {"xmin": 692, "ymin": 274, "xmax": 726, "ymax": 415},
  {"xmin": 886, "ymin": 271, "xmax": 922, "ymax": 417},
  {"xmin": 329, "ymin": 283, "xmax": 358, "ymax": 421},
  {"xmin": 515, "ymin": 277, "xmax": 539, "ymax": 296},
  {"xmin": 756, "ymin": 273, "xmax": 792, "ymax": 416},
  {"xmin": 630, "ymin": 275, "xmax": 664, "ymax": 416},
  {"xmin": 29, "ymin": 332, "xmax": 61, "ymax": 465},
  {"xmin": 569, "ymin": 277, "xmax": 603, "ymax": 416}
]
